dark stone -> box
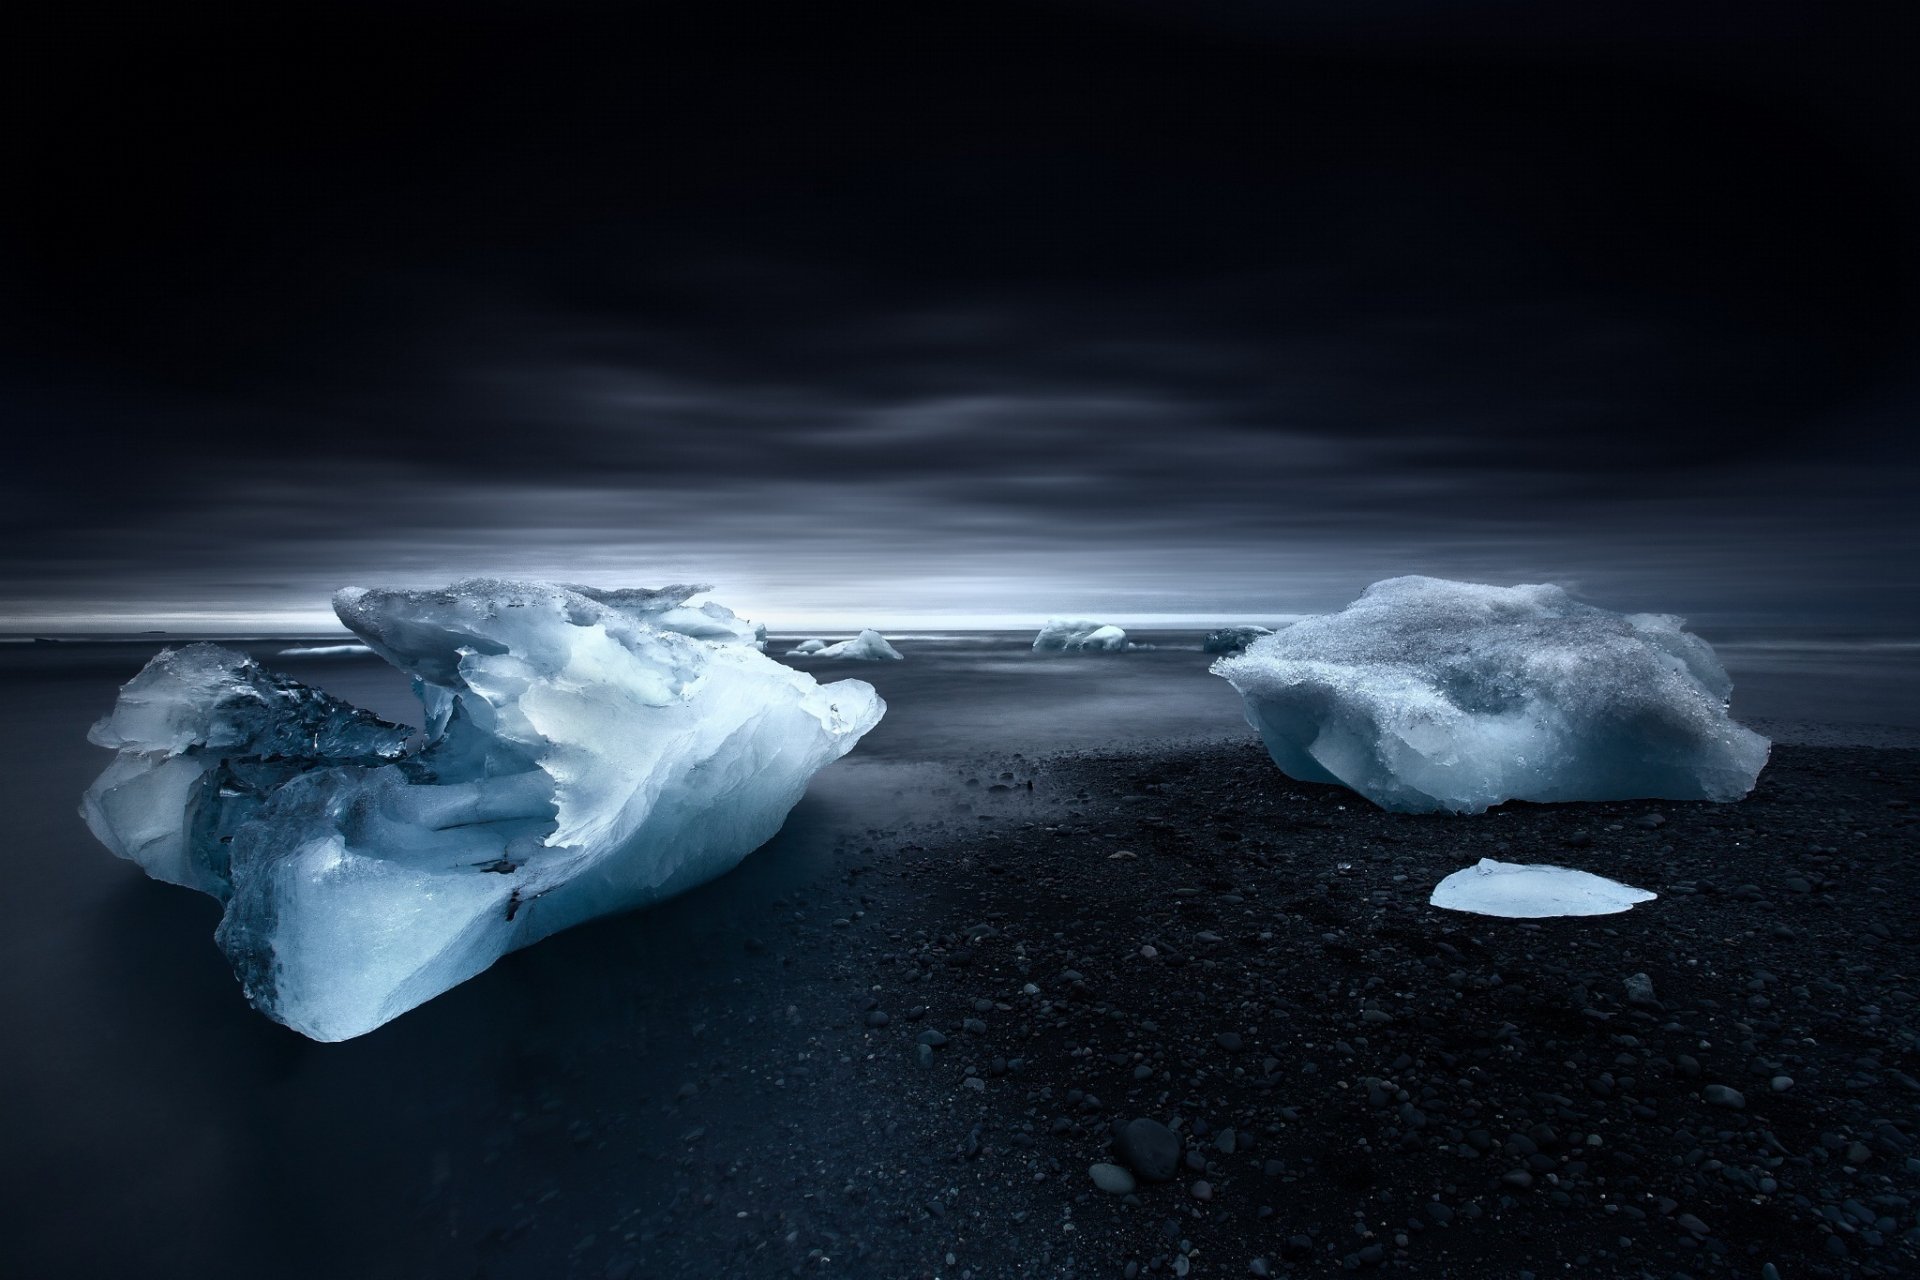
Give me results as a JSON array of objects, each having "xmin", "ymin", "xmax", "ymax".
[{"xmin": 1116, "ymin": 1117, "xmax": 1182, "ymax": 1182}]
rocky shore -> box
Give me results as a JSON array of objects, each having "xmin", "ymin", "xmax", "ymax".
[{"xmin": 454, "ymin": 740, "xmax": 1920, "ymax": 1279}]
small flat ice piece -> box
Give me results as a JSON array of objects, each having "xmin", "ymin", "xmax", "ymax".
[
  {"xmin": 1431, "ymin": 858, "xmax": 1656, "ymax": 918},
  {"xmin": 82, "ymin": 579, "xmax": 882, "ymax": 1041},
  {"xmin": 813, "ymin": 629, "xmax": 904, "ymax": 661},
  {"xmin": 1213, "ymin": 576, "xmax": 1770, "ymax": 813},
  {"xmin": 1034, "ymin": 619, "xmax": 1130, "ymax": 652},
  {"xmin": 277, "ymin": 643, "xmax": 374, "ymax": 657}
]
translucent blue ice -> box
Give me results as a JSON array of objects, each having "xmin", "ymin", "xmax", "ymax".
[
  {"xmin": 1212, "ymin": 576, "xmax": 1769, "ymax": 814},
  {"xmin": 82, "ymin": 580, "xmax": 882, "ymax": 1040}
]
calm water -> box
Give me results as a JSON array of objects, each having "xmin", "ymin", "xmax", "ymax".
[{"xmin": 1, "ymin": 630, "xmax": 1914, "ymax": 1276}]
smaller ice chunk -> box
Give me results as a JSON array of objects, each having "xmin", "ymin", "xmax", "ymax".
[
  {"xmin": 1213, "ymin": 577, "xmax": 1769, "ymax": 813},
  {"xmin": 786, "ymin": 639, "xmax": 828, "ymax": 656},
  {"xmin": 277, "ymin": 643, "xmax": 374, "ymax": 657},
  {"xmin": 1203, "ymin": 626, "xmax": 1273, "ymax": 655},
  {"xmin": 813, "ymin": 630, "xmax": 904, "ymax": 661},
  {"xmin": 1034, "ymin": 619, "xmax": 1130, "ymax": 652},
  {"xmin": 1431, "ymin": 858, "xmax": 1656, "ymax": 918}
]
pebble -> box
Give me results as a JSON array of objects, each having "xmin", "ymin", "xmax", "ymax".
[
  {"xmin": 1703, "ymin": 1085, "xmax": 1745, "ymax": 1109},
  {"xmin": 1089, "ymin": 1163, "xmax": 1136, "ymax": 1195},
  {"xmin": 1116, "ymin": 1117, "xmax": 1181, "ymax": 1182}
]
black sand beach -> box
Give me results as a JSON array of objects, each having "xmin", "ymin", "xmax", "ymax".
[{"xmin": 4, "ymin": 637, "xmax": 1918, "ymax": 1278}]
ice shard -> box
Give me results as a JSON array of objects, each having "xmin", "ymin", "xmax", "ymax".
[
  {"xmin": 82, "ymin": 580, "xmax": 883, "ymax": 1040},
  {"xmin": 1431, "ymin": 859, "xmax": 1656, "ymax": 918}
]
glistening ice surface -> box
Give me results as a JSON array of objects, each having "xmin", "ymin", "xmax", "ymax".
[
  {"xmin": 1213, "ymin": 576, "xmax": 1771, "ymax": 814},
  {"xmin": 80, "ymin": 580, "xmax": 883, "ymax": 1040}
]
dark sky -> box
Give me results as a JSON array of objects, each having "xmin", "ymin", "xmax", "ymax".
[{"xmin": 5, "ymin": 1, "xmax": 1919, "ymax": 631}]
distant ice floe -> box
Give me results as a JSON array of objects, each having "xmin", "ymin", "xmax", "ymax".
[
  {"xmin": 1431, "ymin": 858, "xmax": 1656, "ymax": 918},
  {"xmin": 1033, "ymin": 619, "xmax": 1131, "ymax": 652},
  {"xmin": 1213, "ymin": 576, "xmax": 1770, "ymax": 814},
  {"xmin": 1203, "ymin": 626, "xmax": 1273, "ymax": 655},
  {"xmin": 81, "ymin": 579, "xmax": 881, "ymax": 1041},
  {"xmin": 277, "ymin": 643, "xmax": 374, "ymax": 657},
  {"xmin": 816, "ymin": 629, "xmax": 904, "ymax": 661}
]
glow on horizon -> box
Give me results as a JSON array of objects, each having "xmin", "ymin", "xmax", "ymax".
[{"xmin": 0, "ymin": 607, "xmax": 1303, "ymax": 637}]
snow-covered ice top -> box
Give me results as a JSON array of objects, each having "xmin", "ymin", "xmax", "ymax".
[
  {"xmin": 1212, "ymin": 576, "xmax": 1769, "ymax": 814},
  {"xmin": 1431, "ymin": 858, "xmax": 1656, "ymax": 918},
  {"xmin": 1203, "ymin": 626, "xmax": 1273, "ymax": 655},
  {"xmin": 1033, "ymin": 619, "xmax": 1130, "ymax": 652},
  {"xmin": 82, "ymin": 579, "xmax": 882, "ymax": 1040}
]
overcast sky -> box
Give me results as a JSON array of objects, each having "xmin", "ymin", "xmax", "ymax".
[{"xmin": 5, "ymin": 1, "xmax": 1918, "ymax": 632}]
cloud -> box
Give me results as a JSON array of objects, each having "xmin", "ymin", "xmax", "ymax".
[{"xmin": 3, "ymin": 3, "xmax": 1917, "ymax": 630}]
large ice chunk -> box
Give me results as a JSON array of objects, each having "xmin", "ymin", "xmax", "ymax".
[
  {"xmin": 812, "ymin": 629, "xmax": 903, "ymax": 661},
  {"xmin": 1033, "ymin": 619, "xmax": 1130, "ymax": 652},
  {"xmin": 1212, "ymin": 576, "xmax": 1769, "ymax": 814},
  {"xmin": 81, "ymin": 580, "xmax": 883, "ymax": 1040}
]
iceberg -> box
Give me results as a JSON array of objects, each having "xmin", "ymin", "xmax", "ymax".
[
  {"xmin": 1203, "ymin": 626, "xmax": 1273, "ymax": 655},
  {"xmin": 1431, "ymin": 858, "xmax": 1656, "ymax": 918},
  {"xmin": 785, "ymin": 638, "xmax": 828, "ymax": 655},
  {"xmin": 1212, "ymin": 576, "xmax": 1769, "ymax": 814},
  {"xmin": 1033, "ymin": 619, "xmax": 1130, "ymax": 652},
  {"xmin": 813, "ymin": 629, "xmax": 903, "ymax": 661},
  {"xmin": 277, "ymin": 643, "xmax": 374, "ymax": 657},
  {"xmin": 81, "ymin": 579, "xmax": 883, "ymax": 1041}
]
